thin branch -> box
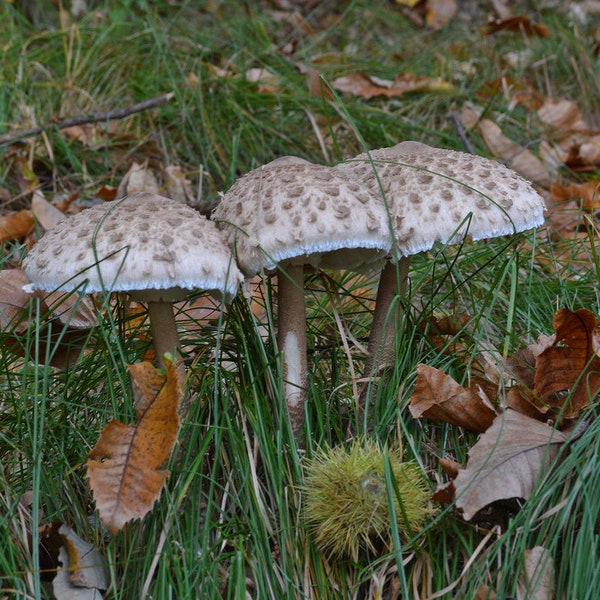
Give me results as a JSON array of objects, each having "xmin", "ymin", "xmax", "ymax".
[{"xmin": 0, "ymin": 92, "xmax": 175, "ymax": 146}]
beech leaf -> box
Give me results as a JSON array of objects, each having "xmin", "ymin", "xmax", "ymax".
[
  {"xmin": 0, "ymin": 209, "xmax": 35, "ymax": 242},
  {"xmin": 534, "ymin": 308, "xmax": 600, "ymax": 419},
  {"xmin": 409, "ymin": 364, "xmax": 497, "ymax": 432},
  {"xmin": 517, "ymin": 546, "xmax": 555, "ymax": 600},
  {"xmin": 454, "ymin": 410, "xmax": 568, "ymax": 520},
  {"xmin": 52, "ymin": 524, "xmax": 109, "ymax": 596},
  {"xmin": 87, "ymin": 357, "xmax": 181, "ymax": 534}
]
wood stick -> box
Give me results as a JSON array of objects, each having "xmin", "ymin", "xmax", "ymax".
[{"xmin": 0, "ymin": 92, "xmax": 175, "ymax": 146}]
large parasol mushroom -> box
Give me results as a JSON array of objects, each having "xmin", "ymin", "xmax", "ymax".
[
  {"xmin": 337, "ymin": 141, "xmax": 546, "ymax": 413},
  {"xmin": 23, "ymin": 192, "xmax": 243, "ymax": 376},
  {"xmin": 213, "ymin": 156, "xmax": 392, "ymax": 439}
]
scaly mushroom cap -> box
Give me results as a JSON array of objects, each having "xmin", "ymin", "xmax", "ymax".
[
  {"xmin": 338, "ymin": 141, "xmax": 546, "ymax": 257},
  {"xmin": 23, "ymin": 192, "xmax": 243, "ymax": 301},
  {"xmin": 212, "ymin": 156, "xmax": 392, "ymax": 276}
]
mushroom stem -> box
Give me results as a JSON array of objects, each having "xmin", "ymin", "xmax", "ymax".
[
  {"xmin": 360, "ymin": 256, "xmax": 411, "ymax": 414},
  {"xmin": 277, "ymin": 262, "xmax": 307, "ymax": 439},
  {"xmin": 147, "ymin": 300, "xmax": 184, "ymax": 379}
]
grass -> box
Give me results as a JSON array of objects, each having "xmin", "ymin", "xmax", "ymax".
[{"xmin": 2, "ymin": 0, "xmax": 600, "ymax": 598}]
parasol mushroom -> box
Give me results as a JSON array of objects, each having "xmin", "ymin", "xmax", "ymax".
[
  {"xmin": 23, "ymin": 192, "xmax": 243, "ymax": 375},
  {"xmin": 213, "ymin": 156, "xmax": 392, "ymax": 438},
  {"xmin": 337, "ymin": 141, "xmax": 546, "ymax": 412}
]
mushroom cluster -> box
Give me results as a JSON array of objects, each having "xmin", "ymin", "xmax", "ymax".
[{"xmin": 21, "ymin": 142, "xmax": 546, "ymax": 442}]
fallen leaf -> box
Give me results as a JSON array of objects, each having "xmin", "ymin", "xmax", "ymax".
[
  {"xmin": 0, "ymin": 209, "xmax": 35, "ymax": 242},
  {"xmin": 425, "ymin": 0, "xmax": 457, "ymax": 30},
  {"xmin": 31, "ymin": 192, "xmax": 67, "ymax": 231},
  {"xmin": 454, "ymin": 410, "xmax": 568, "ymax": 520},
  {"xmin": 245, "ymin": 67, "xmax": 282, "ymax": 94},
  {"xmin": 477, "ymin": 118, "xmax": 552, "ymax": 187},
  {"xmin": 54, "ymin": 524, "xmax": 109, "ymax": 593},
  {"xmin": 116, "ymin": 160, "xmax": 159, "ymax": 198},
  {"xmin": 409, "ymin": 364, "xmax": 497, "ymax": 433},
  {"xmin": 517, "ymin": 546, "xmax": 555, "ymax": 600},
  {"xmin": 0, "ymin": 268, "xmax": 33, "ymax": 333},
  {"xmin": 480, "ymin": 16, "xmax": 551, "ymax": 37},
  {"xmin": 163, "ymin": 165, "xmax": 195, "ymax": 204},
  {"xmin": 537, "ymin": 99, "xmax": 589, "ymax": 136},
  {"xmin": 42, "ymin": 290, "xmax": 98, "ymax": 329},
  {"xmin": 533, "ymin": 308, "xmax": 600, "ymax": 419},
  {"xmin": 550, "ymin": 181, "xmax": 600, "ymax": 211},
  {"xmin": 87, "ymin": 357, "xmax": 182, "ymax": 534},
  {"xmin": 332, "ymin": 72, "xmax": 454, "ymax": 99}
]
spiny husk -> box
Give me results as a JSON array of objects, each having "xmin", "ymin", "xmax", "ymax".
[{"xmin": 303, "ymin": 439, "xmax": 434, "ymax": 562}]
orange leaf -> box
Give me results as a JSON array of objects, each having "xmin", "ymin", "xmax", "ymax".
[
  {"xmin": 480, "ymin": 16, "xmax": 550, "ymax": 38},
  {"xmin": 550, "ymin": 181, "xmax": 600, "ymax": 211},
  {"xmin": 533, "ymin": 308, "xmax": 600, "ymax": 419},
  {"xmin": 87, "ymin": 358, "xmax": 181, "ymax": 534},
  {"xmin": 0, "ymin": 209, "xmax": 35, "ymax": 242},
  {"xmin": 454, "ymin": 410, "xmax": 568, "ymax": 520},
  {"xmin": 332, "ymin": 72, "xmax": 454, "ymax": 99},
  {"xmin": 409, "ymin": 364, "xmax": 497, "ymax": 432}
]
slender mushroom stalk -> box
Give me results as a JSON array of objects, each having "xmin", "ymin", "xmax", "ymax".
[
  {"xmin": 23, "ymin": 193, "xmax": 243, "ymax": 387},
  {"xmin": 146, "ymin": 299, "xmax": 181, "ymax": 369},
  {"xmin": 338, "ymin": 141, "xmax": 547, "ymax": 423},
  {"xmin": 277, "ymin": 262, "xmax": 308, "ymax": 433},
  {"xmin": 213, "ymin": 157, "xmax": 392, "ymax": 441},
  {"xmin": 362, "ymin": 256, "xmax": 410, "ymax": 396}
]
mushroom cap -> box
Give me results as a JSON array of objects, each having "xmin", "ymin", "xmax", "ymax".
[
  {"xmin": 23, "ymin": 193, "xmax": 243, "ymax": 301},
  {"xmin": 338, "ymin": 141, "xmax": 546, "ymax": 257},
  {"xmin": 212, "ymin": 157, "xmax": 392, "ymax": 276}
]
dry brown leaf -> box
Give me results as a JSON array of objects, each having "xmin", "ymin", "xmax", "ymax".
[
  {"xmin": 550, "ymin": 181, "xmax": 600, "ymax": 211},
  {"xmin": 332, "ymin": 72, "xmax": 454, "ymax": 100},
  {"xmin": 87, "ymin": 357, "xmax": 181, "ymax": 534},
  {"xmin": 533, "ymin": 308, "xmax": 600, "ymax": 419},
  {"xmin": 42, "ymin": 290, "xmax": 98, "ymax": 329},
  {"xmin": 116, "ymin": 160, "xmax": 159, "ymax": 198},
  {"xmin": 409, "ymin": 364, "xmax": 497, "ymax": 433},
  {"xmin": 517, "ymin": 546, "xmax": 555, "ymax": 600},
  {"xmin": 477, "ymin": 119, "xmax": 552, "ymax": 187},
  {"xmin": 425, "ymin": 0, "xmax": 457, "ymax": 30},
  {"xmin": 31, "ymin": 192, "xmax": 67, "ymax": 231},
  {"xmin": 245, "ymin": 67, "xmax": 282, "ymax": 94},
  {"xmin": 480, "ymin": 16, "xmax": 551, "ymax": 37},
  {"xmin": 0, "ymin": 268, "xmax": 33, "ymax": 333},
  {"xmin": 54, "ymin": 524, "xmax": 109, "ymax": 593},
  {"xmin": 163, "ymin": 165, "xmax": 195, "ymax": 204},
  {"xmin": 578, "ymin": 135, "xmax": 600, "ymax": 165},
  {"xmin": 537, "ymin": 99, "xmax": 590, "ymax": 136},
  {"xmin": 0, "ymin": 209, "xmax": 35, "ymax": 242},
  {"xmin": 454, "ymin": 410, "xmax": 568, "ymax": 520}
]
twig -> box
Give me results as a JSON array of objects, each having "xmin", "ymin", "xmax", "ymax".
[
  {"xmin": 448, "ymin": 112, "xmax": 476, "ymax": 155},
  {"xmin": 0, "ymin": 92, "xmax": 175, "ymax": 147}
]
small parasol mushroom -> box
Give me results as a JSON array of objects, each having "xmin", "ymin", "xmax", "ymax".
[
  {"xmin": 213, "ymin": 156, "xmax": 392, "ymax": 438},
  {"xmin": 338, "ymin": 141, "xmax": 546, "ymax": 412},
  {"xmin": 23, "ymin": 192, "xmax": 243, "ymax": 375}
]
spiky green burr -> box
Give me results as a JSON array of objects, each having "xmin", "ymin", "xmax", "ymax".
[{"xmin": 303, "ymin": 439, "xmax": 433, "ymax": 562}]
